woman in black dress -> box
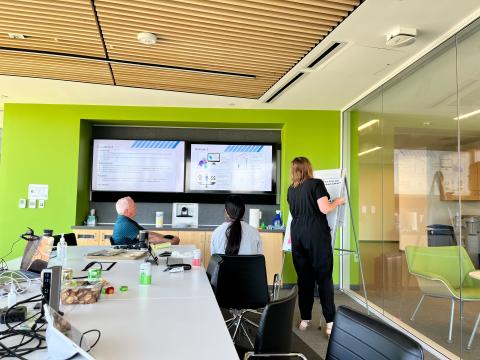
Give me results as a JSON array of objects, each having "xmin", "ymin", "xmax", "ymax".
[{"xmin": 287, "ymin": 157, "xmax": 344, "ymax": 337}]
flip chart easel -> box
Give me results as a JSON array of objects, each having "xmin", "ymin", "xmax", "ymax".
[{"xmin": 281, "ymin": 169, "xmax": 369, "ymax": 313}]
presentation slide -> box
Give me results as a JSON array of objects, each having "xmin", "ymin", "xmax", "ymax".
[
  {"xmin": 190, "ymin": 144, "xmax": 273, "ymax": 192},
  {"xmin": 92, "ymin": 140, "xmax": 185, "ymax": 192}
]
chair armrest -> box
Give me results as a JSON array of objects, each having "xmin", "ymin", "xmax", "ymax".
[{"xmin": 244, "ymin": 352, "xmax": 307, "ymax": 360}]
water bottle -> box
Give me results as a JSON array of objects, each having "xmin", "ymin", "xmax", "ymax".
[
  {"xmin": 57, "ymin": 233, "xmax": 68, "ymax": 267},
  {"xmin": 272, "ymin": 210, "xmax": 283, "ymax": 229}
]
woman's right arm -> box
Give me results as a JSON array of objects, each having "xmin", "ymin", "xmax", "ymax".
[{"xmin": 317, "ymin": 196, "xmax": 345, "ymax": 215}]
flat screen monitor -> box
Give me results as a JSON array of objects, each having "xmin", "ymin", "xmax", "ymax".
[
  {"xmin": 188, "ymin": 143, "xmax": 274, "ymax": 193},
  {"xmin": 92, "ymin": 139, "xmax": 185, "ymax": 193}
]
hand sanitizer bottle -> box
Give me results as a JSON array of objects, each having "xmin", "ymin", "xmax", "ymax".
[
  {"xmin": 57, "ymin": 233, "xmax": 68, "ymax": 267},
  {"xmin": 272, "ymin": 210, "xmax": 283, "ymax": 229},
  {"xmin": 8, "ymin": 283, "xmax": 17, "ymax": 308}
]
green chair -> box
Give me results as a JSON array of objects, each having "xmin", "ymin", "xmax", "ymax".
[{"xmin": 405, "ymin": 246, "xmax": 480, "ymax": 348}]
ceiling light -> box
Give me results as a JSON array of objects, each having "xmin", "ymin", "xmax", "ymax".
[
  {"xmin": 7, "ymin": 33, "xmax": 26, "ymax": 39},
  {"xmin": 137, "ymin": 32, "xmax": 157, "ymax": 45},
  {"xmin": 453, "ymin": 109, "xmax": 480, "ymax": 120},
  {"xmin": 358, "ymin": 119, "xmax": 379, "ymax": 131},
  {"xmin": 386, "ymin": 27, "xmax": 416, "ymax": 47},
  {"xmin": 358, "ymin": 146, "xmax": 382, "ymax": 156}
]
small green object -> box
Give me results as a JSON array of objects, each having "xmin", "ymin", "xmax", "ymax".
[
  {"xmin": 120, "ymin": 286, "xmax": 128, "ymax": 292},
  {"xmin": 88, "ymin": 268, "xmax": 101, "ymax": 281},
  {"xmin": 140, "ymin": 273, "xmax": 152, "ymax": 285},
  {"xmin": 101, "ymin": 287, "xmax": 107, "ymax": 294}
]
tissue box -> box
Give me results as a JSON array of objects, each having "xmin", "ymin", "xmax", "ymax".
[{"xmin": 60, "ymin": 280, "xmax": 103, "ymax": 305}]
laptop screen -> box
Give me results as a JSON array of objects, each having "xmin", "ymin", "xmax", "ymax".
[
  {"xmin": 45, "ymin": 305, "xmax": 96, "ymax": 359},
  {"xmin": 20, "ymin": 236, "xmax": 54, "ymax": 272}
]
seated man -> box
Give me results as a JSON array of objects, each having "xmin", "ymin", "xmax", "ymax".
[{"xmin": 112, "ymin": 197, "xmax": 180, "ymax": 246}]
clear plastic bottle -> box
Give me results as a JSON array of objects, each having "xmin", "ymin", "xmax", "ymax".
[
  {"xmin": 272, "ymin": 210, "xmax": 283, "ymax": 229},
  {"xmin": 7, "ymin": 283, "xmax": 17, "ymax": 308},
  {"xmin": 57, "ymin": 233, "xmax": 68, "ymax": 267}
]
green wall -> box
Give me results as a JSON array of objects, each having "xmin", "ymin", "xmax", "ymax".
[{"xmin": 0, "ymin": 104, "xmax": 340, "ymax": 283}]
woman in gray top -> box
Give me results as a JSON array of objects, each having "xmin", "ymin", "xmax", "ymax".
[{"xmin": 211, "ymin": 195, "xmax": 262, "ymax": 255}]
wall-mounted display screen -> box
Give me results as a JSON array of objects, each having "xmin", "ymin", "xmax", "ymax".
[
  {"xmin": 189, "ymin": 144, "xmax": 274, "ymax": 192},
  {"xmin": 92, "ymin": 140, "xmax": 185, "ymax": 192}
]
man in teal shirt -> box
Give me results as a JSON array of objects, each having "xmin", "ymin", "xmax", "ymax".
[{"xmin": 112, "ymin": 197, "xmax": 179, "ymax": 246}]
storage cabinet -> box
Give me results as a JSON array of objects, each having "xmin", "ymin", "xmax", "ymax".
[
  {"xmin": 74, "ymin": 229, "xmax": 100, "ymax": 246},
  {"xmin": 73, "ymin": 228, "xmax": 284, "ymax": 284},
  {"xmin": 260, "ymin": 233, "xmax": 284, "ymax": 284},
  {"xmin": 204, "ymin": 232, "xmax": 212, "ymax": 269},
  {"xmin": 99, "ymin": 230, "xmax": 113, "ymax": 246}
]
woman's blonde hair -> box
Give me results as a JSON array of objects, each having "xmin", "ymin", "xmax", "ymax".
[{"xmin": 290, "ymin": 157, "xmax": 313, "ymax": 188}]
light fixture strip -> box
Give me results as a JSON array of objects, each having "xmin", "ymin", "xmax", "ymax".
[
  {"xmin": 358, "ymin": 119, "xmax": 380, "ymax": 131},
  {"xmin": 358, "ymin": 146, "xmax": 382, "ymax": 156},
  {"xmin": 453, "ymin": 109, "xmax": 480, "ymax": 120},
  {"xmin": 0, "ymin": 47, "xmax": 256, "ymax": 79}
]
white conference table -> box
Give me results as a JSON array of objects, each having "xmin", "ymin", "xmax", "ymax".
[{"xmin": 3, "ymin": 246, "xmax": 239, "ymax": 360}]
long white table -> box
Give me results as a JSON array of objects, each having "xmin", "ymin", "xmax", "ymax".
[{"xmin": 2, "ymin": 246, "xmax": 238, "ymax": 359}]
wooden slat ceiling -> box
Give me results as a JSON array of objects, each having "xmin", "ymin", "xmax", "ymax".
[{"xmin": 0, "ymin": 0, "xmax": 361, "ymax": 99}]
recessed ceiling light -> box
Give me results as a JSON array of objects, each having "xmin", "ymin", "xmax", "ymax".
[
  {"xmin": 358, "ymin": 119, "xmax": 379, "ymax": 131},
  {"xmin": 137, "ymin": 32, "xmax": 157, "ymax": 45},
  {"xmin": 8, "ymin": 33, "xmax": 27, "ymax": 39},
  {"xmin": 358, "ymin": 146, "xmax": 382, "ymax": 156},
  {"xmin": 453, "ymin": 109, "xmax": 480, "ymax": 120}
]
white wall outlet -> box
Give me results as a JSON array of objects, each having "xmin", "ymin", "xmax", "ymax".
[
  {"xmin": 19, "ymin": 199, "xmax": 26, "ymax": 208},
  {"xmin": 28, "ymin": 199, "xmax": 36, "ymax": 208},
  {"xmin": 38, "ymin": 200, "xmax": 45, "ymax": 208}
]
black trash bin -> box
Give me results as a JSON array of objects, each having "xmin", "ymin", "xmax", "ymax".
[{"xmin": 426, "ymin": 224, "xmax": 456, "ymax": 246}]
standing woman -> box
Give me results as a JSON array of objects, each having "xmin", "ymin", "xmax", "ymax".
[{"xmin": 287, "ymin": 157, "xmax": 344, "ymax": 337}]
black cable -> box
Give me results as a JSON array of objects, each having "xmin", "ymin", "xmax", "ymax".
[
  {"xmin": 80, "ymin": 329, "xmax": 101, "ymax": 352},
  {"xmin": 0, "ymin": 238, "xmax": 23, "ymax": 271},
  {"xmin": 0, "ymin": 294, "xmax": 46, "ymax": 358}
]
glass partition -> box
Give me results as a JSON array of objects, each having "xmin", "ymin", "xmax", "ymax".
[{"xmin": 343, "ymin": 16, "xmax": 480, "ymax": 359}]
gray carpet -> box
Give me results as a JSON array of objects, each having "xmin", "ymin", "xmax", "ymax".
[{"xmin": 221, "ymin": 308, "xmax": 321, "ymax": 359}]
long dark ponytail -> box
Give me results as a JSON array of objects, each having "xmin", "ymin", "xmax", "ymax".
[{"xmin": 224, "ymin": 195, "xmax": 245, "ymax": 255}]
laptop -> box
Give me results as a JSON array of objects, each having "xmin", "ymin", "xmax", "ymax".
[
  {"xmin": 16, "ymin": 236, "xmax": 55, "ymax": 279},
  {"xmin": 44, "ymin": 305, "xmax": 96, "ymax": 360}
]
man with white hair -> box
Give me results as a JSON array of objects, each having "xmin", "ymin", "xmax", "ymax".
[{"xmin": 112, "ymin": 196, "xmax": 180, "ymax": 246}]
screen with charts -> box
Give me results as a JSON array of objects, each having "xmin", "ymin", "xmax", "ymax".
[
  {"xmin": 92, "ymin": 139, "xmax": 185, "ymax": 192},
  {"xmin": 189, "ymin": 144, "xmax": 273, "ymax": 192}
]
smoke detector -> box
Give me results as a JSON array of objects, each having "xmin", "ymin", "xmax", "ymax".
[
  {"xmin": 8, "ymin": 33, "xmax": 27, "ymax": 39},
  {"xmin": 386, "ymin": 27, "xmax": 417, "ymax": 47},
  {"xmin": 137, "ymin": 32, "xmax": 157, "ymax": 45}
]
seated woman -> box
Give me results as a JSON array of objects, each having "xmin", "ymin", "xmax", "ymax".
[{"xmin": 210, "ymin": 195, "xmax": 262, "ymax": 255}]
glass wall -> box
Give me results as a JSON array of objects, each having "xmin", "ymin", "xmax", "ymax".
[{"xmin": 343, "ymin": 17, "xmax": 480, "ymax": 359}]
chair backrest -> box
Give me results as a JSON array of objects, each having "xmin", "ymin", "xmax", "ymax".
[
  {"xmin": 326, "ymin": 306, "xmax": 424, "ymax": 360},
  {"xmin": 213, "ymin": 254, "xmax": 269, "ymax": 309},
  {"xmin": 405, "ymin": 246, "xmax": 474, "ymax": 288},
  {"xmin": 53, "ymin": 233, "xmax": 77, "ymax": 246},
  {"xmin": 206, "ymin": 254, "xmax": 223, "ymax": 290},
  {"xmin": 426, "ymin": 224, "xmax": 456, "ymax": 246},
  {"xmin": 254, "ymin": 286, "xmax": 297, "ymax": 354}
]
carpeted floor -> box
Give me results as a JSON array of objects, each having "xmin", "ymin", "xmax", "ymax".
[
  {"xmin": 221, "ymin": 308, "xmax": 322, "ymax": 359},
  {"xmin": 221, "ymin": 289, "xmax": 442, "ymax": 360}
]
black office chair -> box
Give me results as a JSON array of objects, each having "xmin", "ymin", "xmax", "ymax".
[
  {"xmin": 243, "ymin": 286, "xmax": 306, "ymax": 359},
  {"xmin": 209, "ymin": 254, "xmax": 270, "ymax": 348},
  {"xmin": 52, "ymin": 233, "xmax": 77, "ymax": 246},
  {"xmin": 326, "ymin": 306, "xmax": 424, "ymax": 360}
]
